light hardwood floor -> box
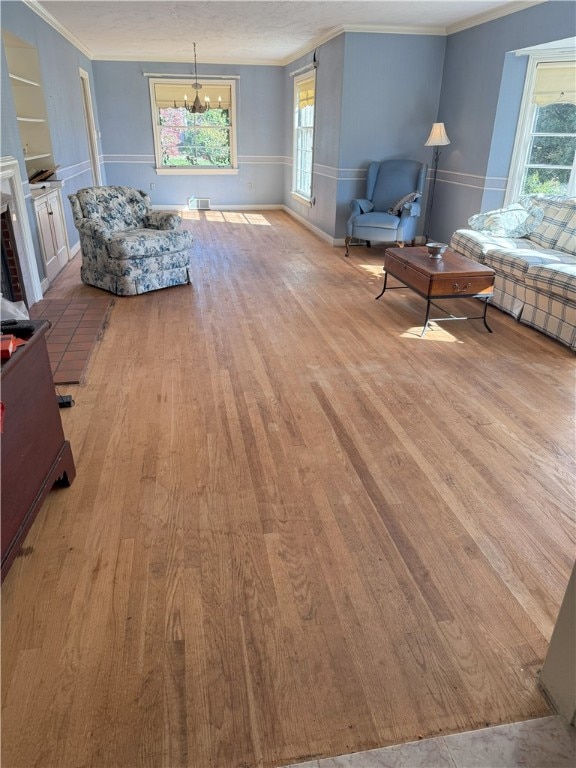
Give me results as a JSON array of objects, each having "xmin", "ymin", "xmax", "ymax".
[{"xmin": 2, "ymin": 210, "xmax": 574, "ymax": 768}]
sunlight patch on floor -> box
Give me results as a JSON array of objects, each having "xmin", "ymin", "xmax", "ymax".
[
  {"xmin": 199, "ymin": 211, "xmax": 271, "ymax": 225},
  {"xmin": 244, "ymin": 213, "xmax": 271, "ymax": 225},
  {"xmin": 358, "ymin": 263, "xmax": 385, "ymax": 277},
  {"xmin": 400, "ymin": 324, "xmax": 463, "ymax": 342},
  {"xmin": 204, "ymin": 210, "xmax": 225, "ymax": 222},
  {"xmin": 223, "ymin": 212, "xmax": 249, "ymax": 223},
  {"xmin": 180, "ymin": 209, "xmax": 200, "ymax": 220}
]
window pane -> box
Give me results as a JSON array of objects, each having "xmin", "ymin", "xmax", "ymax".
[
  {"xmin": 535, "ymin": 102, "xmax": 576, "ymax": 133},
  {"xmin": 160, "ymin": 126, "xmax": 231, "ymax": 167},
  {"xmin": 528, "ymin": 135, "xmax": 576, "ymax": 166},
  {"xmin": 293, "ymin": 74, "xmax": 315, "ymax": 198},
  {"xmin": 522, "ymin": 167, "xmax": 571, "ymax": 195}
]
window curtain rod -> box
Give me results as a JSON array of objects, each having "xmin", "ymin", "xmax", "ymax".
[{"xmin": 143, "ymin": 73, "xmax": 240, "ymax": 80}]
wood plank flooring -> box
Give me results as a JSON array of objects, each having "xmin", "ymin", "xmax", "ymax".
[{"xmin": 2, "ymin": 210, "xmax": 574, "ymax": 768}]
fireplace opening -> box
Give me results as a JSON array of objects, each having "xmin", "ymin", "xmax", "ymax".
[{"xmin": 1, "ymin": 207, "xmax": 26, "ymax": 305}]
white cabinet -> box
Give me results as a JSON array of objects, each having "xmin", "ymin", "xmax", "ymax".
[{"xmin": 33, "ymin": 190, "xmax": 70, "ymax": 282}]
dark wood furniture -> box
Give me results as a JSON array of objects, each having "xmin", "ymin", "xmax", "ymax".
[
  {"xmin": 1, "ymin": 320, "xmax": 75, "ymax": 580},
  {"xmin": 377, "ymin": 246, "xmax": 495, "ymax": 336}
]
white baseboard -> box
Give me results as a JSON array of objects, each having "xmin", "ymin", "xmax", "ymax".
[
  {"xmin": 70, "ymin": 241, "xmax": 81, "ymax": 258},
  {"xmin": 280, "ymin": 206, "xmax": 341, "ymax": 247}
]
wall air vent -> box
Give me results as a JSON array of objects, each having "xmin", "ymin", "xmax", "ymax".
[{"xmin": 188, "ymin": 197, "xmax": 211, "ymax": 210}]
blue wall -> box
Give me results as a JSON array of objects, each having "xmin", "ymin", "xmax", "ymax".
[
  {"xmin": 282, "ymin": 31, "xmax": 446, "ymax": 240},
  {"xmin": 336, "ymin": 31, "xmax": 446, "ymax": 239},
  {"xmin": 93, "ymin": 60, "xmax": 285, "ymax": 208},
  {"xmin": 432, "ymin": 0, "xmax": 576, "ymax": 244}
]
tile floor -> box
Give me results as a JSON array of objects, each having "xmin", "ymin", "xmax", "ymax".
[
  {"xmin": 281, "ymin": 716, "xmax": 575, "ymax": 768},
  {"xmin": 29, "ymin": 297, "xmax": 113, "ymax": 384}
]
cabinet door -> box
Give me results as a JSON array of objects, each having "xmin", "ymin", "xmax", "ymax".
[
  {"xmin": 34, "ymin": 191, "xmax": 70, "ymax": 283},
  {"xmin": 35, "ymin": 197, "xmax": 59, "ymax": 282},
  {"xmin": 48, "ymin": 191, "xmax": 70, "ymax": 271}
]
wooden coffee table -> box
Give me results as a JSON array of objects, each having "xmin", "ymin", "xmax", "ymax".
[{"xmin": 376, "ymin": 246, "xmax": 495, "ymax": 337}]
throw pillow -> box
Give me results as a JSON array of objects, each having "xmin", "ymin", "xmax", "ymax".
[
  {"xmin": 524, "ymin": 199, "xmax": 575, "ymax": 250},
  {"xmin": 555, "ymin": 209, "xmax": 576, "ymax": 256},
  {"xmin": 388, "ymin": 191, "xmax": 421, "ymax": 215},
  {"xmin": 467, "ymin": 203, "xmax": 544, "ymax": 238}
]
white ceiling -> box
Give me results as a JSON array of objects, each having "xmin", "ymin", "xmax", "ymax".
[{"xmin": 27, "ymin": 0, "xmax": 546, "ymax": 65}]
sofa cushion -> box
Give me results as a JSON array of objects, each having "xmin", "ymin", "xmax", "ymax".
[
  {"xmin": 467, "ymin": 203, "xmax": 544, "ymax": 238},
  {"xmin": 520, "ymin": 195, "xmax": 576, "ymax": 250},
  {"xmin": 524, "ymin": 263, "xmax": 576, "ymax": 303},
  {"xmin": 108, "ymin": 228, "xmax": 194, "ymax": 260},
  {"xmin": 483, "ymin": 247, "xmax": 571, "ymax": 280},
  {"xmin": 555, "ymin": 209, "xmax": 576, "ymax": 256},
  {"xmin": 450, "ymin": 229, "xmax": 542, "ymax": 264},
  {"xmin": 352, "ymin": 211, "xmax": 402, "ymax": 231}
]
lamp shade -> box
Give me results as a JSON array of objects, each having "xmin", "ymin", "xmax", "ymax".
[{"xmin": 425, "ymin": 122, "xmax": 450, "ymax": 147}]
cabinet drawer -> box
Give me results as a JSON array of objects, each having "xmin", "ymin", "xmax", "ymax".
[
  {"xmin": 430, "ymin": 275, "xmax": 494, "ymax": 297},
  {"xmin": 386, "ymin": 259, "xmax": 431, "ymax": 296}
]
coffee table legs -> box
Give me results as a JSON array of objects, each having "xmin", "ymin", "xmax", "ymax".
[
  {"xmin": 375, "ymin": 271, "xmax": 388, "ymax": 300},
  {"xmin": 420, "ymin": 297, "xmax": 493, "ymax": 337},
  {"xmin": 376, "ymin": 272, "xmax": 493, "ymax": 336}
]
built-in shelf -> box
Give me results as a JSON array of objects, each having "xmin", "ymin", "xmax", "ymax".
[
  {"xmin": 9, "ymin": 72, "xmax": 41, "ymax": 88},
  {"xmin": 3, "ymin": 31, "xmax": 55, "ymax": 179}
]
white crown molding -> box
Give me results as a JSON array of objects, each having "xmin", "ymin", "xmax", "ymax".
[
  {"xmin": 279, "ymin": 23, "xmax": 447, "ymax": 67},
  {"xmin": 277, "ymin": 26, "xmax": 345, "ymax": 67},
  {"xmin": 22, "ymin": 0, "xmax": 93, "ymax": 59},
  {"xmin": 446, "ymin": 0, "xmax": 547, "ymax": 35},
  {"xmin": 343, "ymin": 23, "xmax": 447, "ymax": 37},
  {"xmin": 93, "ymin": 53, "xmax": 280, "ymax": 66}
]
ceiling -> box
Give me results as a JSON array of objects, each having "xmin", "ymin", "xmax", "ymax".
[{"xmin": 27, "ymin": 0, "xmax": 546, "ymax": 65}]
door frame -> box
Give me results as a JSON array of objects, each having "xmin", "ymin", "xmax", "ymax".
[{"xmin": 79, "ymin": 68, "xmax": 101, "ymax": 186}]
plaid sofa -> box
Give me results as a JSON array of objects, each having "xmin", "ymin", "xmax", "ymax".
[
  {"xmin": 68, "ymin": 186, "xmax": 194, "ymax": 296},
  {"xmin": 450, "ymin": 195, "xmax": 576, "ymax": 351}
]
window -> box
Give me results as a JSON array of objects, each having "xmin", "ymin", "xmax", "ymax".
[
  {"xmin": 149, "ymin": 78, "xmax": 237, "ymax": 174},
  {"xmin": 292, "ymin": 72, "xmax": 316, "ymax": 202},
  {"xmin": 507, "ymin": 58, "xmax": 576, "ymax": 201}
]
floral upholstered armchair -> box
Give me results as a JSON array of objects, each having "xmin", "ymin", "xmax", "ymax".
[{"xmin": 68, "ymin": 186, "xmax": 194, "ymax": 296}]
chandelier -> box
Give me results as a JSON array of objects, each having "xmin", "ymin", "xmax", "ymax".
[{"xmin": 174, "ymin": 42, "xmax": 213, "ymax": 113}]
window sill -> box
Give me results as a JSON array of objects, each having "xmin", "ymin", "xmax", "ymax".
[
  {"xmin": 155, "ymin": 167, "xmax": 239, "ymax": 176},
  {"xmin": 291, "ymin": 191, "xmax": 313, "ymax": 207}
]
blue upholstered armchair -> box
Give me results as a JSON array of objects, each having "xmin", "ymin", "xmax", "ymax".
[
  {"xmin": 345, "ymin": 160, "xmax": 427, "ymax": 256},
  {"xmin": 68, "ymin": 186, "xmax": 194, "ymax": 296}
]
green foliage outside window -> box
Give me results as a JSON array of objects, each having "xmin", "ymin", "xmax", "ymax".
[
  {"xmin": 521, "ymin": 102, "xmax": 576, "ymax": 195},
  {"xmin": 159, "ymin": 107, "xmax": 231, "ymax": 168}
]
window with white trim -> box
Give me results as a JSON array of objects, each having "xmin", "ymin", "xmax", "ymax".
[
  {"xmin": 507, "ymin": 58, "xmax": 576, "ymax": 201},
  {"xmin": 292, "ymin": 72, "xmax": 316, "ymax": 201},
  {"xmin": 149, "ymin": 78, "xmax": 237, "ymax": 173}
]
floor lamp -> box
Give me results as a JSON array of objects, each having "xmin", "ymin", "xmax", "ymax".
[{"xmin": 424, "ymin": 122, "xmax": 450, "ymax": 242}]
